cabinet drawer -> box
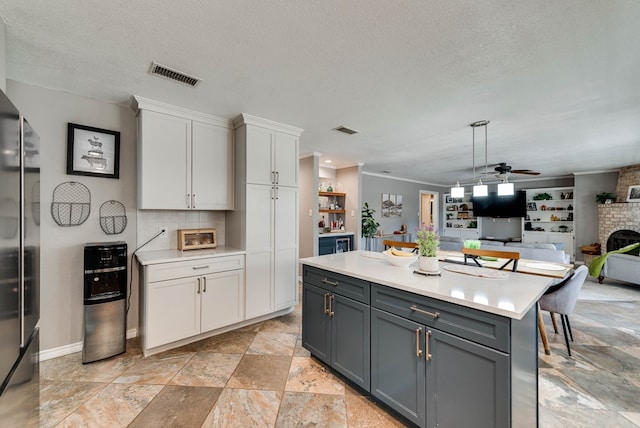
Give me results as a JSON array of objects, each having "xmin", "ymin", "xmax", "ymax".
[
  {"xmin": 147, "ymin": 255, "xmax": 245, "ymax": 283},
  {"xmin": 371, "ymin": 283, "xmax": 509, "ymax": 352},
  {"xmin": 303, "ymin": 265, "xmax": 369, "ymax": 304}
]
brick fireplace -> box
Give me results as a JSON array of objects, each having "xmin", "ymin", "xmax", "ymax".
[
  {"xmin": 598, "ymin": 202, "xmax": 640, "ymax": 253},
  {"xmin": 597, "ymin": 164, "xmax": 640, "ymax": 254}
]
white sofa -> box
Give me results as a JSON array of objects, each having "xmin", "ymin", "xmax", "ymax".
[
  {"xmin": 439, "ymin": 237, "xmax": 570, "ymax": 264},
  {"xmin": 600, "ymin": 253, "xmax": 640, "ymax": 286}
]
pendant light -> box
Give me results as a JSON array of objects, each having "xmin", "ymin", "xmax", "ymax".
[
  {"xmin": 449, "ymin": 120, "xmax": 491, "ymax": 198},
  {"xmin": 451, "ymin": 181, "xmax": 465, "ymax": 198},
  {"xmin": 497, "ymin": 177, "xmax": 514, "ymax": 196},
  {"xmin": 472, "ymin": 120, "xmax": 489, "ymax": 197}
]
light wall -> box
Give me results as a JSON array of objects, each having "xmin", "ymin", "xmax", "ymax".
[
  {"xmin": 6, "ymin": 80, "xmax": 138, "ymax": 352},
  {"xmin": 298, "ymin": 155, "xmax": 317, "ymax": 259},
  {"xmin": 362, "ymin": 173, "xmax": 445, "ymax": 249}
]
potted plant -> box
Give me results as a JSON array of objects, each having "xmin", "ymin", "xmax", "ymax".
[
  {"xmin": 416, "ymin": 223, "xmax": 439, "ymax": 272},
  {"xmin": 595, "ymin": 192, "xmax": 616, "ymax": 204},
  {"xmin": 361, "ymin": 202, "xmax": 380, "ymax": 250}
]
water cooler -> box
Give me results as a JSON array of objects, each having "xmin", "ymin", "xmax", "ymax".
[{"xmin": 82, "ymin": 242, "xmax": 127, "ymax": 363}]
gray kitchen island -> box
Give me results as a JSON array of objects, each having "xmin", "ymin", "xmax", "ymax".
[{"xmin": 300, "ymin": 250, "xmax": 551, "ymax": 428}]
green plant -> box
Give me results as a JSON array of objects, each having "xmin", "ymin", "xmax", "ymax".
[
  {"xmin": 416, "ymin": 224, "xmax": 439, "ymax": 257},
  {"xmin": 361, "ymin": 202, "xmax": 380, "ymax": 238},
  {"xmin": 595, "ymin": 192, "xmax": 616, "ymax": 204},
  {"xmin": 532, "ymin": 192, "xmax": 553, "ymax": 200}
]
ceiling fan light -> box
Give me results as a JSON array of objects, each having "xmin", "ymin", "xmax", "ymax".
[
  {"xmin": 473, "ymin": 180, "xmax": 488, "ymax": 197},
  {"xmin": 451, "ymin": 182, "xmax": 465, "ymax": 198},
  {"xmin": 498, "ymin": 182, "xmax": 514, "ymax": 196}
]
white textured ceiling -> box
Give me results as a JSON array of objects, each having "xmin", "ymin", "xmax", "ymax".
[{"xmin": 1, "ymin": 0, "xmax": 639, "ymax": 185}]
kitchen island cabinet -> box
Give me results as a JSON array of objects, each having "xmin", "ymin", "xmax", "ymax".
[
  {"xmin": 300, "ymin": 251, "xmax": 550, "ymax": 427},
  {"xmin": 302, "ymin": 266, "xmax": 370, "ymax": 391}
]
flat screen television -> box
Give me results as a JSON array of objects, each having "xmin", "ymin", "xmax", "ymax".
[{"xmin": 471, "ymin": 191, "xmax": 526, "ymax": 218}]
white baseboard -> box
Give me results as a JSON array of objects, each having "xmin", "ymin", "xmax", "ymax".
[{"xmin": 39, "ymin": 328, "xmax": 138, "ymax": 362}]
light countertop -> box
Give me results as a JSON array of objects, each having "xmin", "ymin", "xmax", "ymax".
[
  {"xmin": 300, "ymin": 251, "xmax": 552, "ymax": 320},
  {"xmin": 136, "ymin": 246, "xmax": 245, "ymax": 265},
  {"xmin": 319, "ymin": 231, "xmax": 354, "ymax": 238}
]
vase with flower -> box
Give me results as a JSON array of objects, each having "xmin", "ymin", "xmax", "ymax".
[{"xmin": 416, "ymin": 224, "xmax": 440, "ymax": 272}]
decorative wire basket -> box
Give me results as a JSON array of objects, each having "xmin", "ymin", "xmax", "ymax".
[
  {"xmin": 99, "ymin": 200, "xmax": 127, "ymax": 234},
  {"xmin": 51, "ymin": 181, "xmax": 91, "ymax": 227}
]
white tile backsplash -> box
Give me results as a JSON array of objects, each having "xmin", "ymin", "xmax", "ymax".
[{"xmin": 136, "ymin": 209, "xmax": 226, "ymax": 251}]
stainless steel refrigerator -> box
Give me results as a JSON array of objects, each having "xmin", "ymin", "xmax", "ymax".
[{"xmin": 0, "ymin": 89, "xmax": 40, "ymax": 427}]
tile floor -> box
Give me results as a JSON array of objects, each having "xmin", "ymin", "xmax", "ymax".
[{"xmin": 40, "ymin": 277, "xmax": 640, "ymax": 427}]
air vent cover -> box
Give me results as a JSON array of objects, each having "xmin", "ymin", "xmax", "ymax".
[
  {"xmin": 149, "ymin": 62, "xmax": 201, "ymax": 87},
  {"xmin": 332, "ymin": 125, "xmax": 359, "ymax": 135}
]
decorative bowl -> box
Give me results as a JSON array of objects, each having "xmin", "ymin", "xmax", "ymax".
[{"xmin": 383, "ymin": 250, "xmax": 418, "ymax": 267}]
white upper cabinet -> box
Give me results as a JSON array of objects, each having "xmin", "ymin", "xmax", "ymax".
[
  {"xmin": 191, "ymin": 120, "xmax": 233, "ymax": 210},
  {"xmin": 134, "ymin": 96, "xmax": 233, "ymax": 210},
  {"xmin": 244, "ymin": 120, "xmax": 299, "ymax": 188}
]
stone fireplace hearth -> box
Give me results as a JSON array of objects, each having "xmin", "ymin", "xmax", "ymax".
[{"xmin": 598, "ymin": 202, "xmax": 640, "ymax": 254}]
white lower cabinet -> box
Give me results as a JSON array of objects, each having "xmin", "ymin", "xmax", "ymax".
[{"xmin": 141, "ymin": 254, "xmax": 245, "ymax": 354}]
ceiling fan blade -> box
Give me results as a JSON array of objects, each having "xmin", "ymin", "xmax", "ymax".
[{"xmin": 511, "ymin": 169, "xmax": 541, "ymax": 175}]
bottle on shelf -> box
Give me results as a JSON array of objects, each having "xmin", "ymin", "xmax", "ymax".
[
  {"xmin": 318, "ymin": 215, "xmax": 325, "ymax": 228},
  {"xmin": 326, "ymin": 183, "xmax": 333, "ymax": 192}
]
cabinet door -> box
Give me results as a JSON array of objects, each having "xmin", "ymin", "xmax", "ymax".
[
  {"xmin": 245, "ymin": 184, "xmax": 274, "ymax": 318},
  {"xmin": 200, "ymin": 270, "xmax": 244, "ymax": 332},
  {"xmin": 246, "ymin": 126, "xmax": 274, "ymax": 185},
  {"xmin": 301, "ymin": 283, "xmax": 331, "ymax": 364},
  {"xmin": 443, "ymin": 229, "xmax": 461, "ymax": 238},
  {"xmin": 146, "ymin": 277, "xmax": 200, "ymax": 348},
  {"xmin": 274, "ymin": 132, "xmax": 298, "ymax": 187},
  {"xmin": 274, "ymin": 186, "xmax": 298, "ymax": 310},
  {"xmin": 191, "ymin": 121, "xmax": 233, "ymax": 210},
  {"xmin": 371, "ymin": 308, "xmax": 425, "ymax": 427},
  {"xmin": 426, "ymin": 329, "xmax": 509, "ymax": 428},
  {"xmin": 551, "ymin": 232, "xmax": 574, "ymax": 260},
  {"xmin": 138, "ymin": 110, "xmax": 191, "ymax": 209},
  {"xmin": 331, "ymin": 294, "xmax": 370, "ymax": 391},
  {"xmin": 459, "ymin": 229, "xmax": 480, "ymax": 240}
]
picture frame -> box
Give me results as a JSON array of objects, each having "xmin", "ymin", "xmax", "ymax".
[
  {"xmin": 627, "ymin": 185, "xmax": 640, "ymax": 202},
  {"xmin": 445, "ymin": 195, "xmax": 453, "ymax": 204},
  {"xmin": 67, "ymin": 123, "xmax": 120, "ymax": 179}
]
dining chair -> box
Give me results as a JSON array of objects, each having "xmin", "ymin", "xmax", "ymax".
[
  {"xmin": 382, "ymin": 239, "xmax": 418, "ymax": 253},
  {"xmin": 461, "ymin": 247, "xmax": 520, "ymax": 271},
  {"xmin": 538, "ymin": 265, "xmax": 588, "ymax": 356}
]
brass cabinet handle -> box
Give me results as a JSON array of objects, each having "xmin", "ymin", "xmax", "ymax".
[
  {"xmin": 275, "ymin": 171, "xmax": 279, "ymax": 184},
  {"xmin": 197, "ymin": 277, "xmax": 201, "ymax": 294},
  {"xmin": 410, "ymin": 305, "xmax": 440, "ymax": 319},
  {"xmin": 271, "ymin": 171, "xmax": 276, "ymax": 184},
  {"xmin": 323, "ymin": 293, "xmax": 330, "ymax": 314},
  {"xmin": 275, "ymin": 186, "xmax": 279, "ymax": 200},
  {"xmin": 322, "ymin": 278, "xmax": 339, "ymax": 286},
  {"xmin": 329, "ymin": 295, "xmax": 335, "ymax": 316},
  {"xmin": 203, "ymin": 277, "xmax": 206, "ymax": 293},
  {"xmin": 187, "ymin": 193, "xmax": 191, "ymax": 209},
  {"xmin": 425, "ymin": 330, "xmax": 432, "ymax": 361},
  {"xmin": 193, "ymin": 194, "xmax": 196, "ymax": 208},
  {"xmin": 416, "ymin": 327, "xmax": 423, "ymax": 357}
]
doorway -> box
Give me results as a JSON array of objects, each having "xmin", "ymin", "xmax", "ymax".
[{"xmin": 419, "ymin": 191, "xmax": 439, "ymax": 230}]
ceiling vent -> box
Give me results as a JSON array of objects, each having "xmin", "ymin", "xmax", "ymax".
[
  {"xmin": 149, "ymin": 62, "xmax": 201, "ymax": 87},
  {"xmin": 332, "ymin": 125, "xmax": 359, "ymax": 135}
]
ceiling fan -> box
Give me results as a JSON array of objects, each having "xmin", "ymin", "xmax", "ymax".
[{"xmin": 493, "ymin": 162, "xmax": 541, "ymax": 178}]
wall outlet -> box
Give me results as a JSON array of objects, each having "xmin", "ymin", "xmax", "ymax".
[{"xmin": 158, "ymin": 227, "xmax": 168, "ymax": 239}]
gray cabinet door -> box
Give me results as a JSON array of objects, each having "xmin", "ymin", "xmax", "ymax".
[
  {"xmin": 302, "ymin": 283, "xmax": 331, "ymax": 364},
  {"xmin": 371, "ymin": 308, "xmax": 425, "ymax": 427},
  {"xmin": 331, "ymin": 294, "xmax": 370, "ymax": 391},
  {"xmin": 426, "ymin": 328, "xmax": 510, "ymax": 428}
]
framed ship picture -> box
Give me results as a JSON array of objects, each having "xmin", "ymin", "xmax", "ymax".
[{"xmin": 66, "ymin": 123, "xmax": 120, "ymax": 179}]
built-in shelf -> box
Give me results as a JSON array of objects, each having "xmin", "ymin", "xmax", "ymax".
[{"xmin": 319, "ymin": 209, "xmax": 346, "ymax": 214}]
